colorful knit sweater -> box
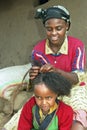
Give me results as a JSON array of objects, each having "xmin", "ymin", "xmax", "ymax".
[{"xmin": 18, "ymin": 96, "xmax": 73, "ymax": 130}]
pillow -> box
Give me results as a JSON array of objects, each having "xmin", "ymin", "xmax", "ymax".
[
  {"xmin": 59, "ymin": 72, "xmax": 87, "ymax": 111},
  {"xmin": 0, "ymin": 63, "xmax": 31, "ymax": 100},
  {"xmin": 2, "ymin": 108, "xmax": 22, "ymax": 130}
]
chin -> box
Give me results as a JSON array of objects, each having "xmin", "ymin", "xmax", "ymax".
[{"xmin": 51, "ymin": 39, "xmax": 59, "ymax": 44}]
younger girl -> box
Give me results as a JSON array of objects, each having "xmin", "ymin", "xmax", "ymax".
[{"xmin": 18, "ymin": 72, "xmax": 73, "ymax": 130}]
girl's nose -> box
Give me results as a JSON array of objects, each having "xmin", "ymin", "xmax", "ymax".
[
  {"xmin": 42, "ymin": 99, "xmax": 46, "ymax": 104},
  {"xmin": 52, "ymin": 29, "xmax": 57, "ymax": 35}
]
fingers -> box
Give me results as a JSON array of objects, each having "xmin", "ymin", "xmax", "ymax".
[
  {"xmin": 40, "ymin": 64, "xmax": 54, "ymax": 72},
  {"xmin": 29, "ymin": 66, "xmax": 40, "ymax": 79},
  {"xmin": 29, "ymin": 64, "xmax": 55, "ymax": 80}
]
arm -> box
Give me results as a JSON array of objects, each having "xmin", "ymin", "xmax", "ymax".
[
  {"xmin": 29, "ymin": 63, "xmax": 78, "ymax": 84},
  {"xmin": 29, "ymin": 49, "xmax": 77, "ymax": 83},
  {"xmin": 40, "ymin": 43, "xmax": 86, "ymax": 85},
  {"xmin": 40, "ymin": 64, "xmax": 79, "ymax": 85},
  {"xmin": 53, "ymin": 68, "xmax": 79, "ymax": 85},
  {"xmin": 30, "ymin": 41, "xmax": 86, "ymax": 84}
]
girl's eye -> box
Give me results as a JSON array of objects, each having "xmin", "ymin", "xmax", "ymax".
[
  {"xmin": 56, "ymin": 26, "xmax": 62, "ymax": 31},
  {"xmin": 45, "ymin": 26, "xmax": 63, "ymax": 32},
  {"xmin": 35, "ymin": 95, "xmax": 42, "ymax": 100},
  {"xmin": 46, "ymin": 96, "xmax": 52, "ymax": 100},
  {"xmin": 46, "ymin": 27, "xmax": 52, "ymax": 31}
]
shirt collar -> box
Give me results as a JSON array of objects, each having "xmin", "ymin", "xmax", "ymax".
[{"xmin": 45, "ymin": 36, "xmax": 68, "ymax": 55}]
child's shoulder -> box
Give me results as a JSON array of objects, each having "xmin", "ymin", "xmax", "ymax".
[
  {"xmin": 25, "ymin": 96, "xmax": 36, "ymax": 107},
  {"xmin": 58, "ymin": 101, "xmax": 73, "ymax": 114}
]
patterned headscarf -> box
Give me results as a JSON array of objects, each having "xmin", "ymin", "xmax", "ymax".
[{"xmin": 35, "ymin": 5, "xmax": 71, "ymax": 29}]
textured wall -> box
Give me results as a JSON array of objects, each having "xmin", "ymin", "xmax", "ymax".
[{"xmin": 0, "ymin": 0, "xmax": 87, "ymax": 68}]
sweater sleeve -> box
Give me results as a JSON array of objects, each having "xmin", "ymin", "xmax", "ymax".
[
  {"xmin": 68, "ymin": 37, "xmax": 86, "ymax": 72},
  {"xmin": 18, "ymin": 97, "xmax": 35, "ymax": 130},
  {"xmin": 58, "ymin": 101, "xmax": 73, "ymax": 130}
]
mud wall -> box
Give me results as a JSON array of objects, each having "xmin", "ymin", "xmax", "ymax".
[{"xmin": 0, "ymin": 0, "xmax": 87, "ymax": 68}]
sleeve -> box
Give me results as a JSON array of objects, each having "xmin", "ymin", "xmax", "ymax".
[
  {"xmin": 71, "ymin": 42, "xmax": 86, "ymax": 82},
  {"xmin": 17, "ymin": 98, "xmax": 34, "ymax": 130},
  {"xmin": 72, "ymin": 43, "xmax": 86, "ymax": 72},
  {"xmin": 31, "ymin": 50, "xmax": 48, "ymax": 66},
  {"xmin": 58, "ymin": 102, "xmax": 73, "ymax": 130},
  {"xmin": 74, "ymin": 71, "xmax": 85, "ymax": 83}
]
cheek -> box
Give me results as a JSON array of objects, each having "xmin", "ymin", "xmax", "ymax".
[
  {"xmin": 60, "ymin": 29, "xmax": 66, "ymax": 36},
  {"xmin": 48, "ymin": 99, "xmax": 56, "ymax": 106},
  {"xmin": 46, "ymin": 31, "xmax": 51, "ymax": 36},
  {"xmin": 35, "ymin": 99, "xmax": 41, "ymax": 106}
]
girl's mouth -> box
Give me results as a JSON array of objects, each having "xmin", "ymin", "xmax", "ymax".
[
  {"xmin": 51, "ymin": 37, "xmax": 58, "ymax": 41},
  {"xmin": 41, "ymin": 106, "xmax": 49, "ymax": 113}
]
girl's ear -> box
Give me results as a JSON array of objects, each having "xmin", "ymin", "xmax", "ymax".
[
  {"xmin": 56, "ymin": 94, "xmax": 58, "ymax": 98},
  {"xmin": 66, "ymin": 22, "xmax": 71, "ymax": 31}
]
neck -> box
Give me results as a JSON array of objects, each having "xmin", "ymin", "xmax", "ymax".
[
  {"xmin": 49, "ymin": 43, "xmax": 61, "ymax": 54},
  {"xmin": 42, "ymin": 109, "xmax": 50, "ymax": 115}
]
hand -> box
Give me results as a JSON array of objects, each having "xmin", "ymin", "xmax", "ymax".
[
  {"xmin": 29, "ymin": 66, "xmax": 40, "ymax": 79},
  {"xmin": 40, "ymin": 64, "xmax": 56, "ymax": 72}
]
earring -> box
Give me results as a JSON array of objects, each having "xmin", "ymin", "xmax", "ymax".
[{"xmin": 66, "ymin": 30, "xmax": 68, "ymax": 35}]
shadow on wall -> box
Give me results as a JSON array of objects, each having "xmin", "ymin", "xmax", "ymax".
[
  {"xmin": 0, "ymin": 0, "xmax": 49, "ymax": 11},
  {"xmin": 0, "ymin": 0, "xmax": 13, "ymax": 11}
]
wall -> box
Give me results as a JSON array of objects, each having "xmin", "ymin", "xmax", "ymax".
[{"xmin": 0, "ymin": 0, "xmax": 87, "ymax": 68}]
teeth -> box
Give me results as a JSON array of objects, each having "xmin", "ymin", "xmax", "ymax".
[{"xmin": 52, "ymin": 37, "xmax": 58, "ymax": 40}]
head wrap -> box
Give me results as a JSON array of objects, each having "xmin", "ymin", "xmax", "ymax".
[{"xmin": 35, "ymin": 5, "xmax": 71, "ymax": 28}]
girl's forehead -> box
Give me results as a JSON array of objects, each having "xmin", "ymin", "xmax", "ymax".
[
  {"xmin": 34, "ymin": 84, "xmax": 54, "ymax": 94},
  {"xmin": 45, "ymin": 18, "xmax": 66, "ymax": 24},
  {"xmin": 34, "ymin": 84, "xmax": 58, "ymax": 97},
  {"xmin": 34, "ymin": 83, "xmax": 47, "ymax": 90},
  {"xmin": 45, "ymin": 18, "xmax": 66, "ymax": 27}
]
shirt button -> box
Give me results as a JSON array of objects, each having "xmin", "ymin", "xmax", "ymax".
[{"xmin": 54, "ymin": 61, "xmax": 57, "ymax": 63}]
